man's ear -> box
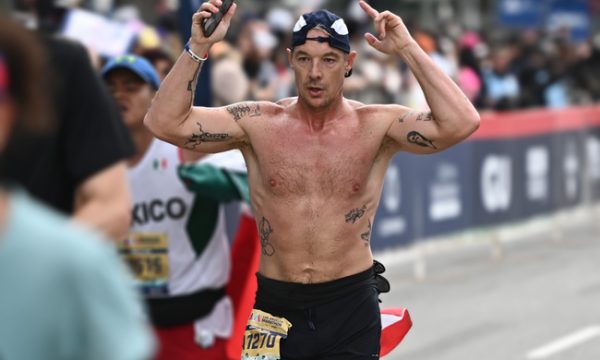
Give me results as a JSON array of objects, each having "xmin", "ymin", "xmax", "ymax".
[
  {"xmin": 344, "ymin": 50, "xmax": 357, "ymax": 77},
  {"xmin": 346, "ymin": 50, "xmax": 357, "ymax": 73}
]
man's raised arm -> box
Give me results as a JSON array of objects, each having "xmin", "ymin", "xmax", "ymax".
[
  {"xmin": 145, "ymin": 0, "xmax": 246, "ymax": 153},
  {"xmin": 359, "ymin": 0, "xmax": 479, "ymax": 154}
]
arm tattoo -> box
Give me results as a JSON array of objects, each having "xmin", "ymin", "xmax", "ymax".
[
  {"xmin": 416, "ymin": 111, "xmax": 433, "ymax": 121},
  {"xmin": 184, "ymin": 122, "xmax": 231, "ymax": 149},
  {"xmin": 186, "ymin": 62, "xmax": 204, "ymax": 101},
  {"xmin": 345, "ymin": 205, "xmax": 367, "ymax": 224},
  {"xmin": 407, "ymin": 131, "xmax": 437, "ymax": 149},
  {"xmin": 226, "ymin": 103, "xmax": 261, "ymax": 121},
  {"xmin": 259, "ymin": 217, "xmax": 275, "ymax": 256},
  {"xmin": 361, "ymin": 219, "xmax": 372, "ymax": 245},
  {"xmin": 399, "ymin": 111, "xmax": 412, "ymax": 123}
]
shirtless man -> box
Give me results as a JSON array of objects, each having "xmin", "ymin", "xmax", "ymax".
[{"xmin": 145, "ymin": 1, "xmax": 479, "ymax": 358}]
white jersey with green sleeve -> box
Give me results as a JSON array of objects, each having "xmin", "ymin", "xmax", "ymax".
[{"xmin": 123, "ymin": 138, "xmax": 248, "ymax": 341}]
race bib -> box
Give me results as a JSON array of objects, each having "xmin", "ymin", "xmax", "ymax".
[
  {"xmin": 119, "ymin": 232, "xmax": 170, "ymax": 295},
  {"xmin": 241, "ymin": 309, "xmax": 292, "ymax": 360}
]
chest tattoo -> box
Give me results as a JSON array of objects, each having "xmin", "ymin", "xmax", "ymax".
[{"xmin": 345, "ymin": 204, "xmax": 367, "ymax": 224}]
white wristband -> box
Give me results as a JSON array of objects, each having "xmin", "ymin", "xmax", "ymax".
[{"xmin": 184, "ymin": 42, "xmax": 208, "ymax": 62}]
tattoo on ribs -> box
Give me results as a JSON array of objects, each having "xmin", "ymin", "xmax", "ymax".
[
  {"xmin": 416, "ymin": 112, "xmax": 433, "ymax": 121},
  {"xmin": 345, "ymin": 205, "xmax": 367, "ymax": 224},
  {"xmin": 226, "ymin": 103, "xmax": 261, "ymax": 121},
  {"xmin": 407, "ymin": 131, "xmax": 437, "ymax": 149},
  {"xmin": 259, "ymin": 217, "xmax": 275, "ymax": 256},
  {"xmin": 184, "ymin": 122, "xmax": 231, "ymax": 149},
  {"xmin": 361, "ymin": 219, "xmax": 372, "ymax": 244}
]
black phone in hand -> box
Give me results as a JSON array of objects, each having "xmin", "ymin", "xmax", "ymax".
[{"xmin": 202, "ymin": 0, "xmax": 235, "ymax": 37}]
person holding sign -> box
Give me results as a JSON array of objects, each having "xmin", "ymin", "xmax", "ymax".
[{"xmin": 145, "ymin": 0, "xmax": 479, "ymax": 358}]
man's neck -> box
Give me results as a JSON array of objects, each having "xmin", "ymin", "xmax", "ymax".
[
  {"xmin": 128, "ymin": 127, "xmax": 155, "ymax": 167},
  {"xmin": 296, "ymin": 96, "xmax": 347, "ymax": 131}
]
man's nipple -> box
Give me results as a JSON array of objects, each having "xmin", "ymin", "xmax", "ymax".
[
  {"xmin": 269, "ymin": 179, "xmax": 277, "ymax": 187},
  {"xmin": 352, "ymin": 183, "xmax": 361, "ymax": 192}
]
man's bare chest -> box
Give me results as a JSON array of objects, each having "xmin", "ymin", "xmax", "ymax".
[{"xmin": 251, "ymin": 128, "xmax": 381, "ymax": 196}]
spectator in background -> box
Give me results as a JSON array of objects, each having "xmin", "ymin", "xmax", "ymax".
[
  {"xmin": 569, "ymin": 37, "xmax": 600, "ymax": 103},
  {"xmin": 482, "ymin": 46, "xmax": 521, "ymax": 110},
  {"xmin": 101, "ymin": 54, "xmax": 252, "ymax": 360},
  {"xmin": 542, "ymin": 38, "xmax": 572, "ymax": 108},
  {"xmin": 266, "ymin": 7, "xmax": 297, "ymax": 99},
  {"xmin": 457, "ymin": 31, "xmax": 484, "ymax": 106},
  {"xmin": 516, "ymin": 45, "xmax": 550, "ymax": 108},
  {"xmin": 210, "ymin": 42, "xmax": 251, "ymax": 106},
  {"xmin": 236, "ymin": 17, "xmax": 279, "ymax": 101},
  {"xmin": 345, "ymin": 40, "xmax": 401, "ymax": 105},
  {"xmin": 0, "ymin": 1, "xmax": 134, "ymax": 241},
  {"xmin": 0, "ymin": 15, "xmax": 154, "ymax": 360}
]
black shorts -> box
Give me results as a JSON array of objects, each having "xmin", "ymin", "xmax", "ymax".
[{"xmin": 253, "ymin": 265, "xmax": 385, "ymax": 360}]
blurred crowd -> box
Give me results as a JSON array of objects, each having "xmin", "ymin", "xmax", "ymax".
[
  {"xmin": 8, "ymin": 0, "xmax": 598, "ymax": 112},
  {"xmin": 1, "ymin": 0, "xmax": 600, "ymax": 359},
  {"xmin": 215, "ymin": 4, "xmax": 600, "ymax": 112}
]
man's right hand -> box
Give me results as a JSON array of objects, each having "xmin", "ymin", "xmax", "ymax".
[{"xmin": 191, "ymin": 0, "xmax": 237, "ymax": 48}]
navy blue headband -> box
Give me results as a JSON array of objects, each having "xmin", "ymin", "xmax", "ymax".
[{"xmin": 291, "ymin": 9, "xmax": 351, "ymax": 54}]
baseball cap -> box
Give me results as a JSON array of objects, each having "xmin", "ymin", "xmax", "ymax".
[
  {"xmin": 101, "ymin": 54, "xmax": 160, "ymax": 89},
  {"xmin": 291, "ymin": 10, "xmax": 351, "ymax": 54}
]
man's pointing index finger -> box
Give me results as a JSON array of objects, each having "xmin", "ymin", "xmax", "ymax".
[{"xmin": 359, "ymin": 0, "xmax": 379, "ymax": 18}]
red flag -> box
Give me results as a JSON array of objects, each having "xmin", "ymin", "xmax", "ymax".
[{"xmin": 380, "ymin": 307, "xmax": 412, "ymax": 357}]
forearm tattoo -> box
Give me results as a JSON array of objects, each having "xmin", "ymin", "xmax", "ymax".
[
  {"xmin": 186, "ymin": 62, "xmax": 204, "ymax": 105},
  {"xmin": 259, "ymin": 217, "xmax": 275, "ymax": 256},
  {"xmin": 345, "ymin": 205, "xmax": 367, "ymax": 224},
  {"xmin": 184, "ymin": 122, "xmax": 231, "ymax": 149},
  {"xmin": 407, "ymin": 131, "xmax": 437, "ymax": 150},
  {"xmin": 226, "ymin": 103, "xmax": 261, "ymax": 121},
  {"xmin": 361, "ymin": 219, "xmax": 372, "ymax": 245}
]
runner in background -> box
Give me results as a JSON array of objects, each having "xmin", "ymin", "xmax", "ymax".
[{"xmin": 102, "ymin": 54, "xmax": 257, "ymax": 360}]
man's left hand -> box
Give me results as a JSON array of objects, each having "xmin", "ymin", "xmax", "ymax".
[{"xmin": 359, "ymin": 0, "xmax": 415, "ymax": 55}]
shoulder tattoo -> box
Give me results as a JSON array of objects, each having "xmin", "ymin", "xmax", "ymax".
[{"xmin": 226, "ymin": 103, "xmax": 261, "ymax": 122}]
